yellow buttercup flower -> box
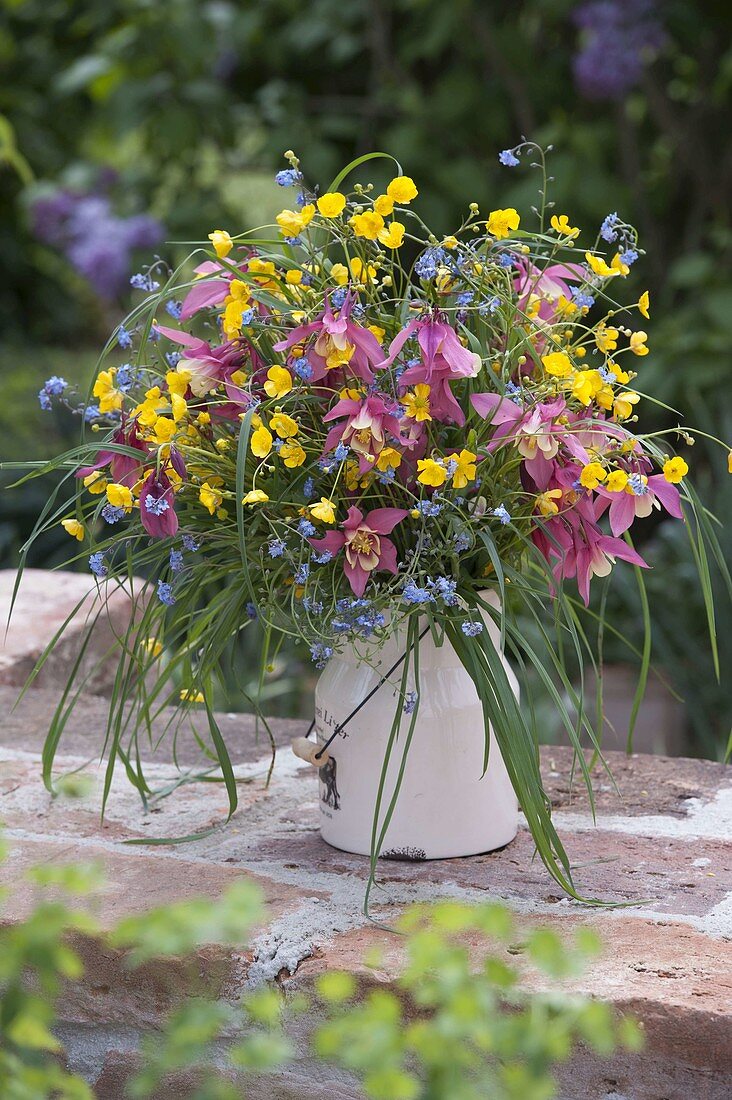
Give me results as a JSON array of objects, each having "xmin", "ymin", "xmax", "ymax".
[
  {"xmin": 486, "ymin": 208, "xmax": 520, "ymax": 239},
  {"xmin": 550, "ymin": 214, "xmax": 579, "ymax": 239},
  {"xmin": 106, "ymin": 483, "xmax": 134, "ymax": 511},
  {"xmin": 536, "ymin": 489, "xmax": 563, "ymax": 517},
  {"xmin": 143, "ymin": 638, "xmax": 163, "ymax": 658},
  {"xmin": 227, "ymin": 279, "xmax": 251, "ymax": 301},
  {"xmin": 594, "ymin": 382, "xmax": 615, "ymax": 411},
  {"xmin": 572, "ymin": 369, "xmax": 604, "ymax": 406},
  {"xmin": 373, "ymin": 194, "xmax": 394, "ymax": 216},
  {"xmin": 151, "ymin": 416, "xmax": 176, "ymax": 445},
  {"xmin": 276, "ymin": 205, "xmax": 315, "ymax": 238},
  {"xmin": 585, "ymin": 252, "xmax": 617, "ymax": 278},
  {"xmin": 579, "ymin": 462, "xmax": 607, "ymax": 490},
  {"xmin": 663, "ymin": 457, "xmax": 688, "ymax": 483},
  {"xmin": 330, "ymin": 263, "xmax": 349, "ymax": 285},
  {"xmin": 279, "ymin": 440, "xmax": 306, "ymax": 468},
  {"xmin": 555, "ymin": 294, "xmax": 578, "ymax": 319},
  {"xmin": 638, "ymin": 291, "xmax": 650, "ymax": 319},
  {"xmin": 447, "ymin": 450, "xmax": 477, "ymax": 489},
  {"xmin": 629, "ymin": 331, "xmax": 649, "ymax": 356},
  {"xmin": 248, "ymin": 259, "xmax": 278, "ymax": 287},
  {"xmin": 607, "ymin": 360, "xmax": 630, "ymax": 385},
  {"xmin": 223, "ymin": 298, "xmax": 252, "ymax": 339},
  {"xmin": 595, "ymin": 322, "xmax": 619, "ymax": 353},
  {"xmin": 61, "ymin": 518, "xmax": 85, "ymax": 541},
  {"xmin": 344, "ymin": 460, "xmax": 373, "ymax": 492},
  {"xmin": 386, "ymin": 176, "xmax": 418, "ymax": 204},
  {"xmin": 613, "ymin": 391, "xmax": 640, "ymax": 420},
  {"xmin": 171, "ymin": 394, "xmax": 187, "ymax": 423},
  {"xmin": 93, "ymin": 369, "xmax": 123, "ymax": 414},
  {"xmin": 541, "ymin": 351, "xmax": 573, "ymax": 378},
  {"xmin": 402, "ymin": 384, "xmax": 432, "ymax": 422},
  {"xmin": 317, "ymin": 192, "xmax": 347, "ymax": 218},
  {"xmin": 251, "ymin": 425, "xmax": 273, "ymax": 458},
  {"xmin": 199, "ymin": 482, "xmax": 223, "ymax": 514},
  {"xmin": 349, "ymin": 257, "xmax": 377, "ymax": 284},
  {"xmin": 417, "ymin": 458, "xmax": 447, "ymax": 487},
  {"xmin": 83, "ymin": 471, "xmax": 107, "ymax": 495},
  {"xmin": 270, "ymin": 411, "xmax": 299, "ymax": 438},
  {"xmin": 349, "ymin": 211, "xmax": 384, "ymax": 240},
  {"xmin": 264, "ymin": 366, "xmax": 292, "ymax": 399},
  {"xmin": 376, "ymin": 447, "xmax": 402, "ymax": 472},
  {"xmin": 605, "ymin": 470, "xmax": 629, "ymax": 493},
  {"xmin": 310, "ymin": 497, "xmax": 336, "ymax": 524},
  {"xmin": 180, "ymin": 688, "xmax": 205, "ymax": 703},
  {"xmin": 442, "ymin": 235, "xmax": 459, "ymax": 250},
  {"xmin": 208, "ymin": 229, "xmax": 233, "ymax": 258},
  {"xmin": 611, "ymin": 252, "xmax": 630, "ymax": 276},
  {"xmin": 242, "ymin": 490, "xmax": 269, "ymax": 505},
  {"xmin": 378, "ymin": 221, "xmax": 405, "ymax": 249},
  {"xmin": 166, "ymin": 369, "xmax": 191, "ymax": 397}
]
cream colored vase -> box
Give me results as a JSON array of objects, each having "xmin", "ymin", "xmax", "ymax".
[{"xmin": 314, "ymin": 590, "xmax": 519, "ymax": 860}]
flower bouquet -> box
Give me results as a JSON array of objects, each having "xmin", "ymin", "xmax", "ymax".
[{"xmin": 22, "ymin": 144, "xmax": 727, "ymax": 900}]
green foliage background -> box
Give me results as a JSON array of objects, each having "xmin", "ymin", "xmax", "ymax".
[{"xmin": 1, "ymin": 0, "xmax": 730, "ymax": 753}]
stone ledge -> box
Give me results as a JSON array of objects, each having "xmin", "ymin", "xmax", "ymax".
[
  {"xmin": 1, "ymin": 736, "xmax": 730, "ymax": 1099},
  {"xmin": 1, "ymin": 569, "xmax": 731, "ymax": 1098},
  {"xmin": 0, "ymin": 568, "xmax": 143, "ymax": 695}
]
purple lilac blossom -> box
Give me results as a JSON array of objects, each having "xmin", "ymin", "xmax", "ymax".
[
  {"xmin": 573, "ymin": 0, "xmax": 665, "ymax": 102},
  {"xmin": 31, "ymin": 189, "xmax": 164, "ymax": 300}
]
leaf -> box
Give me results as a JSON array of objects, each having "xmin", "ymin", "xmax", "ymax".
[
  {"xmin": 327, "ymin": 152, "xmax": 402, "ymax": 193},
  {"xmin": 7, "ymin": 1013, "xmax": 62, "ymax": 1051}
]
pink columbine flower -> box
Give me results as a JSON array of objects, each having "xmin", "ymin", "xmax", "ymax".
[
  {"xmin": 533, "ymin": 505, "xmax": 648, "ymax": 606},
  {"xmin": 155, "ymin": 325, "xmax": 245, "ymax": 397},
  {"xmin": 595, "ymin": 473, "xmax": 684, "ymax": 536},
  {"xmin": 309, "ymin": 505, "xmax": 409, "ymax": 597},
  {"xmin": 471, "ymin": 393, "xmax": 590, "ymax": 489},
  {"xmin": 179, "ymin": 253, "xmax": 268, "ymax": 321},
  {"xmin": 156, "ymin": 326, "xmax": 261, "ymax": 420},
  {"xmin": 568, "ymin": 524, "xmax": 648, "ymax": 606},
  {"xmin": 323, "ymin": 395, "xmax": 403, "ymax": 472},
  {"xmin": 78, "ymin": 417, "xmax": 149, "ymax": 488},
  {"xmin": 139, "ymin": 469, "xmax": 178, "ymax": 538},
  {"xmin": 273, "ymin": 292, "xmax": 383, "ymax": 384},
  {"xmin": 513, "ymin": 260, "xmax": 585, "ymax": 322},
  {"xmin": 379, "ymin": 316, "xmax": 481, "ymax": 425},
  {"xmin": 179, "ymin": 260, "xmax": 235, "ymax": 321}
]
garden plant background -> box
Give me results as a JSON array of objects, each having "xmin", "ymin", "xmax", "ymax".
[{"xmin": 1, "ymin": 0, "xmax": 730, "ymax": 757}]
